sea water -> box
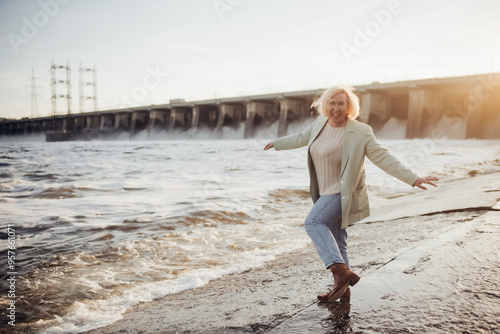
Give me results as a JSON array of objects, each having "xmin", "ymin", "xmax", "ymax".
[{"xmin": 1, "ymin": 127, "xmax": 499, "ymax": 333}]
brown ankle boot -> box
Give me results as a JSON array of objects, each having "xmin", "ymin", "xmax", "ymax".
[
  {"xmin": 317, "ymin": 287, "xmax": 350, "ymax": 303},
  {"xmin": 340, "ymin": 287, "xmax": 351, "ymax": 302},
  {"xmin": 325, "ymin": 263, "xmax": 360, "ymax": 302}
]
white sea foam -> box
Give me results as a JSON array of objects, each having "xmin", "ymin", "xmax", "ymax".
[{"xmin": 40, "ymin": 239, "xmax": 310, "ymax": 334}]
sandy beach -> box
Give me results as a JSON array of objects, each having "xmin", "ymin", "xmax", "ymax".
[{"xmin": 86, "ymin": 171, "xmax": 500, "ymax": 334}]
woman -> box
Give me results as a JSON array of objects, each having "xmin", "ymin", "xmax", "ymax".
[{"xmin": 264, "ymin": 86, "xmax": 438, "ymax": 303}]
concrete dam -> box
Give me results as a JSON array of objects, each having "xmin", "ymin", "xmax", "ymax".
[{"xmin": 1, "ymin": 73, "xmax": 499, "ymax": 141}]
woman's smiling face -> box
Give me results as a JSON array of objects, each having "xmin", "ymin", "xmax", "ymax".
[{"xmin": 326, "ymin": 92, "xmax": 348, "ymax": 127}]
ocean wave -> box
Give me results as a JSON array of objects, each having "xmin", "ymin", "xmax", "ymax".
[
  {"xmin": 23, "ymin": 172, "xmax": 59, "ymax": 181},
  {"xmin": 173, "ymin": 209, "xmax": 252, "ymax": 226},
  {"xmin": 36, "ymin": 187, "xmax": 77, "ymax": 199},
  {"xmin": 37, "ymin": 242, "xmax": 310, "ymax": 334},
  {"xmin": 11, "ymin": 197, "xmax": 310, "ymax": 333},
  {"xmin": 74, "ymin": 185, "xmax": 113, "ymax": 192},
  {"xmin": 269, "ymin": 188, "xmax": 310, "ymax": 201}
]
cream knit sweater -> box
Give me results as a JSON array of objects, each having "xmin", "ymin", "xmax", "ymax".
[{"xmin": 309, "ymin": 124, "xmax": 345, "ymax": 196}]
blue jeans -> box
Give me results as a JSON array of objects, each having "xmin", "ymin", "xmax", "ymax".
[{"xmin": 304, "ymin": 193, "xmax": 349, "ymax": 269}]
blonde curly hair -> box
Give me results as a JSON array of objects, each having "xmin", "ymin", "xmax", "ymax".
[{"xmin": 311, "ymin": 86, "xmax": 360, "ymax": 120}]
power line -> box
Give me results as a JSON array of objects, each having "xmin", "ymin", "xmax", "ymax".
[
  {"xmin": 50, "ymin": 59, "xmax": 72, "ymax": 116},
  {"xmin": 79, "ymin": 63, "xmax": 98, "ymax": 113},
  {"xmin": 30, "ymin": 68, "xmax": 40, "ymax": 118}
]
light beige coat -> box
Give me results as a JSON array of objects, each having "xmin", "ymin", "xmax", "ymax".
[{"xmin": 273, "ymin": 114, "xmax": 420, "ymax": 228}]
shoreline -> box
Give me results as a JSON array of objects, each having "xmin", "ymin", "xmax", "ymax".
[{"xmin": 84, "ymin": 172, "xmax": 500, "ymax": 334}]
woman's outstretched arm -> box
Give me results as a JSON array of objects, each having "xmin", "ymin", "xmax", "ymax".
[
  {"xmin": 365, "ymin": 126, "xmax": 438, "ymax": 189},
  {"xmin": 264, "ymin": 117, "xmax": 318, "ymax": 151}
]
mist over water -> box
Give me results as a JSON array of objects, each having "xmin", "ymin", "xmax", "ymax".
[{"xmin": 1, "ymin": 123, "xmax": 499, "ymax": 333}]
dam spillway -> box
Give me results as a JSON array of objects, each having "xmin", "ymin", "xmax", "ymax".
[{"xmin": 1, "ymin": 73, "xmax": 499, "ymax": 141}]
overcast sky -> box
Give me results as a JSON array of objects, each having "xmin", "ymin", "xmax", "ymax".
[{"xmin": 1, "ymin": 0, "xmax": 499, "ymax": 119}]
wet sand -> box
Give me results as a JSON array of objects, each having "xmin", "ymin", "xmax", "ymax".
[{"xmin": 87, "ymin": 172, "xmax": 500, "ymax": 334}]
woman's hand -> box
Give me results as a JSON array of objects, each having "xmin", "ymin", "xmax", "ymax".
[
  {"xmin": 264, "ymin": 142, "xmax": 274, "ymax": 150},
  {"xmin": 413, "ymin": 176, "xmax": 439, "ymax": 190}
]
